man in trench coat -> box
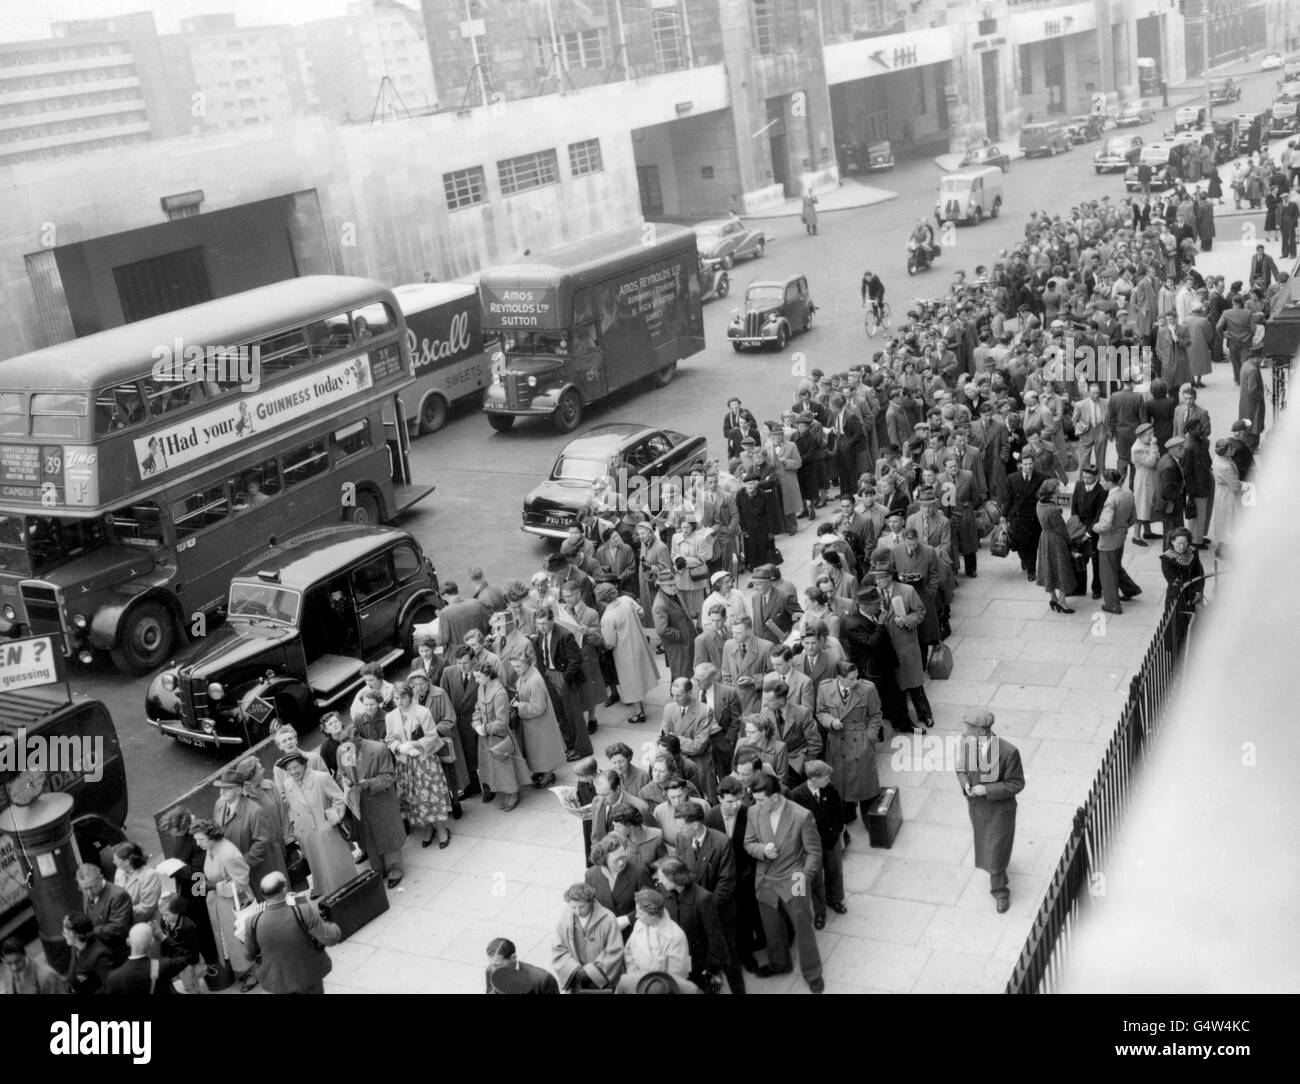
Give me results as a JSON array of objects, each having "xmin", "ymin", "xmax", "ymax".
[
  {"xmin": 955, "ymin": 709, "xmax": 1025, "ymax": 913},
  {"xmin": 338, "ymin": 725, "xmax": 406, "ymax": 889}
]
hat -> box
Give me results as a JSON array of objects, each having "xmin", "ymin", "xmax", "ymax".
[
  {"xmin": 544, "ymin": 553, "xmax": 569, "ymax": 573},
  {"xmin": 656, "ymin": 568, "xmax": 677, "ymax": 586},
  {"xmin": 855, "ymin": 585, "xmax": 882, "ymax": 604},
  {"xmin": 961, "ymin": 708, "xmax": 996, "ymax": 732},
  {"xmin": 917, "ymin": 485, "xmax": 938, "ymax": 503},
  {"xmin": 868, "ymin": 554, "xmax": 897, "ymax": 576},
  {"xmin": 1136, "ymin": 421, "xmax": 1154, "ymax": 435},
  {"xmin": 559, "ymin": 535, "xmax": 583, "ymax": 556},
  {"xmin": 914, "ymin": 422, "xmax": 931, "ymax": 432},
  {"xmin": 490, "ymin": 967, "xmax": 537, "ymax": 995},
  {"xmin": 749, "ymin": 565, "xmax": 777, "ymax": 583},
  {"xmin": 634, "ymin": 972, "xmax": 682, "ymax": 995},
  {"xmin": 710, "ymin": 570, "xmax": 730, "ymax": 586},
  {"xmin": 740, "ymin": 435, "xmax": 758, "ymax": 447},
  {"xmin": 796, "ymin": 412, "xmax": 814, "ymax": 424},
  {"xmin": 819, "ymin": 532, "xmax": 844, "ymax": 545},
  {"xmin": 1231, "ymin": 419, "xmax": 1252, "ymax": 432},
  {"xmin": 215, "ymin": 768, "xmax": 245, "ymax": 788},
  {"xmin": 1165, "ymin": 435, "xmax": 1186, "ymax": 449}
]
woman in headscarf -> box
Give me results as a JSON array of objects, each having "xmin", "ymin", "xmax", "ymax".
[
  {"xmin": 408, "ymin": 667, "xmax": 468, "ymax": 807},
  {"xmin": 472, "ymin": 658, "xmax": 532, "ymax": 812},
  {"xmin": 385, "ymin": 679, "xmax": 453, "ymax": 848},
  {"xmin": 1160, "ymin": 527, "xmax": 1205, "ymax": 609},
  {"xmin": 596, "ymin": 581, "xmax": 659, "ymax": 725},
  {"xmin": 276, "ymin": 752, "xmax": 356, "ymax": 898},
  {"xmin": 1209, "ymin": 437, "xmax": 1244, "ymax": 551},
  {"xmin": 157, "ymin": 806, "xmax": 219, "ymax": 967},
  {"xmin": 1034, "ymin": 479, "xmax": 1076, "ymax": 614},
  {"xmin": 670, "ymin": 514, "xmax": 712, "ymax": 621},
  {"xmin": 509, "ymin": 645, "xmax": 566, "ymax": 789},
  {"xmin": 191, "ymin": 818, "xmax": 257, "ymax": 991}
]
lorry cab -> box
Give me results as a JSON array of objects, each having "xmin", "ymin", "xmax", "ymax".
[
  {"xmin": 935, "ymin": 167, "xmax": 1003, "ymax": 225},
  {"xmin": 1019, "ymin": 121, "xmax": 1071, "ymax": 157}
]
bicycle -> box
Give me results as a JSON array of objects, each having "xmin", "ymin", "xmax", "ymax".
[{"xmin": 863, "ymin": 300, "xmax": 892, "ymax": 337}]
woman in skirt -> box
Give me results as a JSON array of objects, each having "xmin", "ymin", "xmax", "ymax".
[{"xmin": 385, "ymin": 680, "xmax": 452, "ymax": 848}]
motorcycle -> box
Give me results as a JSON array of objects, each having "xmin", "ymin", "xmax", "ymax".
[
  {"xmin": 699, "ymin": 257, "xmax": 730, "ymax": 302},
  {"xmin": 906, "ymin": 238, "xmax": 941, "ymax": 276}
]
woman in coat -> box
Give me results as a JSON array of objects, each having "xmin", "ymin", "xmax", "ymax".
[
  {"xmin": 1182, "ymin": 419, "xmax": 1215, "ymax": 545},
  {"xmin": 814, "ymin": 660, "xmax": 884, "ymax": 828},
  {"xmin": 1160, "ymin": 527, "xmax": 1206, "ymax": 606},
  {"xmin": 157, "ymin": 806, "xmax": 219, "ymax": 966},
  {"xmin": 191, "ymin": 818, "xmax": 256, "ymax": 988},
  {"xmin": 1145, "ymin": 378, "xmax": 1176, "ymax": 453},
  {"xmin": 509, "ymin": 647, "xmax": 566, "ymax": 788},
  {"xmin": 1209, "ymin": 438, "xmax": 1243, "ymax": 548},
  {"xmin": 670, "ymin": 517, "xmax": 712, "ymax": 620},
  {"xmin": 660, "ymin": 677, "xmax": 720, "ymax": 802},
  {"xmin": 385, "ymin": 680, "xmax": 452, "ymax": 848},
  {"xmin": 277, "ymin": 753, "xmax": 356, "ymax": 898},
  {"xmin": 596, "ymin": 582, "xmax": 660, "ymax": 724},
  {"xmin": 551, "ymin": 885, "xmax": 625, "ymax": 991},
  {"xmin": 767, "ymin": 422, "xmax": 804, "ymax": 534},
  {"xmin": 409, "ymin": 669, "xmax": 468, "ymax": 799},
  {"xmin": 1130, "ymin": 423, "xmax": 1161, "ymax": 544},
  {"xmin": 583, "ymin": 834, "xmax": 653, "ymax": 939},
  {"xmin": 1035, "ymin": 480, "xmax": 1077, "ymax": 614},
  {"xmin": 472, "ymin": 659, "xmax": 531, "ymax": 811},
  {"xmin": 609, "ymin": 805, "xmax": 667, "ymax": 868},
  {"xmin": 731, "ymin": 714, "xmax": 789, "ymax": 781}
]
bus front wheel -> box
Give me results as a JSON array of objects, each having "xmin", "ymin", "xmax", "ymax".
[
  {"xmin": 347, "ymin": 491, "xmax": 382, "ymax": 526},
  {"xmin": 487, "ymin": 413, "xmax": 515, "ymax": 432},
  {"xmin": 110, "ymin": 600, "xmax": 174, "ymax": 675},
  {"xmin": 552, "ymin": 391, "xmax": 582, "ymax": 433},
  {"xmin": 419, "ymin": 394, "xmax": 448, "ymax": 434}
]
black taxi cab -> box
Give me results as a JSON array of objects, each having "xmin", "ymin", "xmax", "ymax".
[{"xmin": 146, "ymin": 526, "xmax": 442, "ymax": 751}]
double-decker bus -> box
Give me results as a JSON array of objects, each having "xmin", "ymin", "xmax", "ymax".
[{"xmin": 0, "ymin": 276, "xmax": 433, "ymax": 674}]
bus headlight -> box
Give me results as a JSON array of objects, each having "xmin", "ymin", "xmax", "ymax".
[
  {"xmin": 527, "ymin": 376, "xmax": 538, "ymax": 387},
  {"xmin": 72, "ymin": 613, "xmax": 88, "ymax": 629},
  {"xmin": 208, "ymin": 682, "xmax": 225, "ymax": 701},
  {"xmin": 2, "ymin": 604, "xmax": 13, "ymax": 620}
]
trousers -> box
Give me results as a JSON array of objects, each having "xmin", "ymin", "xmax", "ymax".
[
  {"xmin": 758, "ymin": 894, "xmax": 822, "ymax": 984},
  {"xmin": 810, "ymin": 837, "xmax": 844, "ymax": 919}
]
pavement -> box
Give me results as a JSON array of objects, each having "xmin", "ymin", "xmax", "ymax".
[{"xmin": 746, "ymin": 177, "xmax": 898, "ymax": 220}]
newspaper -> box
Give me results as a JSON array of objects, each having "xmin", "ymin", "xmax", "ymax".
[{"xmin": 550, "ymin": 784, "xmax": 593, "ymax": 820}]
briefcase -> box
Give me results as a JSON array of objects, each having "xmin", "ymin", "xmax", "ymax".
[
  {"xmin": 866, "ymin": 787, "xmax": 903, "ymax": 849},
  {"xmin": 318, "ymin": 869, "xmax": 389, "ymax": 939}
]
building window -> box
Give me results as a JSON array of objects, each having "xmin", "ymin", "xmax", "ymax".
[
  {"xmin": 652, "ymin": 7, "xmax": 687, "ymax": 72},
  {"xmin": 1019, "ymin": 44, "xmax": 1033, "ymax": 95},
  {"xmin": 862, "ymin": 0, "xmax": 887, "ymax": 31},
  {"xmin": 568, "ymin": 138, "xmax": 603, "ymax": 176},
  {"xmin": 563, "ymin": 28, "xmax": 606, "ymax": 69},
  {"xmin": 754, "ymin": 0, "xmax": 776, "ymax": 56},
  {"xmin": 443, "ymin": 165, "xmax": 486, "ymax": 209},
  {"xmin": 497, "ymin": 149, "xmax": 559, "ymax": 195}
]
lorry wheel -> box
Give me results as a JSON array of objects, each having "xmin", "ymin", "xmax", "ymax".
[
  {"xmin": 487, "ymin": 413, "xmax": 515, "ymax": 432},
  {"xmin": 110, "ymin": 600, "xmax": 174, "ymax": 675},
  {"xmin": 419, "ymin": 394, "xmax": 448, "ymax": 434},
  {"xmin": 553, "ymin": 391, "xmax": 582, "ymax": 433},
  {"xmin": 347, "ymin": 491, "xmax": 382, "ymax": 525},
  {"xmin": 991, "ymin": 198, "xmax": 1001, "ymax": 219},
  {"xmin": 650, "ymin": 362, "xmax": 677, "ymax": 388}
]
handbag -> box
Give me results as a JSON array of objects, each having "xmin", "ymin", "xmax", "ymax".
[
  {"xmin": 285, "ymin": 841, "xmax": 311, "ymax": 891},
  {"xmin": 490, "ymin": 735, "xmax": 515, "ymax": 758},
  {"xmin": 232, "ymin": 886, "xmax": 263, "ymax": 945},
  {"xmin": 927, "ymin": 643, "xmax": 953, "ymax": 680},
  {"xmin": 508, "ymin": 703, "xmax": 522, "ymax": 732},
  {"xmin": 989, "ymin": 522, "xmax": 1011, "ymax": 558}
]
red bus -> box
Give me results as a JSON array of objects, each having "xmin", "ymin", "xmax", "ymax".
[{"xmin": 0, "ymin": 276, "xmax": 432, "ymax": 673}]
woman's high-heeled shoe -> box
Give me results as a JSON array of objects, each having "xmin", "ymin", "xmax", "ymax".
[
  {"xmin": 1049, "ymin": 600, "xmax": 1075, "ymax": 614},
  {"xmin": 422, "ymin": 829, "xmax": 436, "ymax": 848}
]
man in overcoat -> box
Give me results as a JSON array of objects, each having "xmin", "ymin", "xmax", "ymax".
[
  {"xmin": 339, "ymin": 724, "xmax": 406, "ymax": 889},
  {"xmin": 955, "ymin": 710, "xmax": 1024, "ymax": 913},
  {"xmin": 246, "ymin": 873, "xmax": 341, "ymax": 994}
]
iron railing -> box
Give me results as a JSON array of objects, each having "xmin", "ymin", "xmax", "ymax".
[{"xmin": 1006, "ymin": 579, "xmax": 1207, "ymax": 993}]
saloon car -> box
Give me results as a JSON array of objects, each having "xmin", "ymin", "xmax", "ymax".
[
  {"xmin": 727, "ymin": 275, "xmax": 816, "ymax": 351},
  {"xmin": 1064, "ymin": 114, "xmax": 1106, "ymax": 142},
  {"xmin": 1115, "ymin": 100, "xmax": 1156, "ymax": 127},
  {"xmin": 692, "ymin": 217, "xmax": 766, "ymax": 268},
  {"xmin": 146, "ymin": 526, "xmax": 442, "ymax": 749},
  {"xmin": 1095, "ymin": 133, "xmax": 1144, "ymax": 172},
  {"xmin": 521, "ymin": 423, "xmax": 709, "ymax": 539},
  {"xmin": 1209, "ymin": 78, "xmax": 1241, "ymax": 105},
  {"xmin": 957, "ymin": 142, "xmax": 1010, "ymax": 172},
  {"xmin": 1261, "ymin": 52, "xmax": 1283, "ymax": 72}
]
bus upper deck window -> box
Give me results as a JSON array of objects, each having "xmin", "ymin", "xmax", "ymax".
[
  {"xmin": 351, "ymin": 303, "xmax": 394, "ymax": 339},
  {"xmin": 0, "ymin": 393, "xmax": 24, "ymax": 436},
  {"xmin": 95, "ymin": 385, "xmax": 146, "ymax": 434},
  {"xmin": 30, "ymin": 393, "xmax": 88, "ymax": 439}
]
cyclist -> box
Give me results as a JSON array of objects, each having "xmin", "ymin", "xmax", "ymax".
[{"xmin": 861, "ymin": 270, "xmax": 886, "ymax": 322}]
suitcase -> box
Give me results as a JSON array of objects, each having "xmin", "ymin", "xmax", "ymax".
[
  {"xmin": 317, "ymin": 869, "xmax": 389, "ymax": 939},
  {"xmin": 866, "ymin": 787, "xmax": 903, "ymax": 849}
]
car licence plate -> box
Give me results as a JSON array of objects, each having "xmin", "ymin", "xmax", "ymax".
[
  {"xmin": 174, "ymin": 733, "xmax": 209, "ymax": 748},
  {"xmin": 545, "ymin": 515, "xmax": 570, "ymax": 526}
]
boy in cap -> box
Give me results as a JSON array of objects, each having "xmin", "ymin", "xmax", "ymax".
[{"xmin": 956, "ymin": 710, "xmax": 1024, "ymax": 914}]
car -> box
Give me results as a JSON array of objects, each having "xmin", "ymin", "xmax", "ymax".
[
  {"xmin": 958, "ymin": 142, "xmax": 1010, "ymax": 172},
  {"xmin": 145, "ymin": 526, "xmax": 443, "ymax": 750},
  {"xmin": 1020, "ymin": 121, "xmax": 1073, "ymax": 157},
  {"xmin": 1064, "ymin": 114, "xmax": 1106, "ymax": 142},
  {"xmin": 863, "ymin": 139, "xmax": 895, "ymax": 171},
  {"xmin": 1277, "ymin": 80, "xmax": 1300, "ymax": 104},
  {"xmin": 727, "ymin": 274, "xmax": 815, "ymax": 351},
  {"xmin": 1115, "ymin": 100, "xmax": 1156, "ymax": 127},
  {"xmin": 1284, "ymin": 61, "xmax": 1300, "ymax": 83},
  {"xmin": 521, "ymin": 423, "xmax": 709, "ymax": 539},
  {"xmin": 1262, "ymin": 52, "xmax": 1283, "ymax": 71},
  {"xmin": 692, "ymin": 216, "xmax": 766, "ymax": 268},
  {"xmin": 1271, "ymin": 99, "xmax": 1300, "ymax": 136},
  {"xmin": 1095, "ymin": 133, "xmax": 1144, "ymax": 172},
  {"xmin": 1125, "ymin": 142, "xmax": 1182, "ymax": 191},
  {"xmin": 1174, "ymin": 104, "xmax": 1206, "ymax": 131},
  {"xmin": 1209, "ymin": 78, "xmax": 1242, "ymax": 105}
]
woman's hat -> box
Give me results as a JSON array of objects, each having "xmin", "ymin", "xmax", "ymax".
[
  {"xmin": 1165, "ymin": 435, "xmax": 1186, "ymax": 449},
  {"xmin": 1136, "ymin": 422, "xmax": 1154, "ymax": 435},
  {"xmin": 710, "ymin": 571, "xmax": 730, "ymax": 586}
]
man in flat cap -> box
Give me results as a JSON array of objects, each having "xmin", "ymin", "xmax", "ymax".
[
  {"xmin": 1155, "ymin": 434, "xmax": 1190, "ymax": 552},
  {"xmin": 653, "ymin": 567, "xmax": 696, "ymax": 683},
  {"xmin": 956, "ymin": 710, "xmax": 1024, "ymax": 913}
]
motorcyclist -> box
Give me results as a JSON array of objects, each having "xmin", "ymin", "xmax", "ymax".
[
  {"xmin": 861, "ymin": 271, "xmax": 886, "ymax": 320},
  {"xmin": 909, "ymin": 219, "xmax": 937, "ymax": 270}
]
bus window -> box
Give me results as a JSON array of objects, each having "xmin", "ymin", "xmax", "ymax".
[
  {"xmin": 140, "ymin": 374, "xmax": 203, "ymax": 417},
  {"xmin": 332, "ymin": 420, "xmax": 373, "ymax": 462},
  {"xmin": 351, "ymin": 303, "xmax": 395, "ymax": 339},
  {"xmin": 25, "ymin": 515, "xmax": 106, "ymax": 576},
  {"xmin": 110, "ymin": 502, "xmax": 165, "ymax": 547},
  {"xmin": 283, "ymin": 438, "xmax": 329, "ymax": 487},
  {"xmin": 233, "ymin": 457, "xmax": 282, "ymax": 509},
  {"xmin": 172, "ymin": 483, "xmax": 231, "ymax": 540},
  {"xmin": 304, "ymin": 319, "xmax": 338, "ymax": 357},
  {"xmin": 0, "ymin": 393, "xmax": 24, "ymax": 437},
  {"xmin": 257, "ymin": 328, "xmax": 312, "ymax": 377},
  {"xmin": 0, "ymin": 514, "xmax": 27, "ymax": 573},
  {"xmin": 30, "ymin": 393, "xmax": 88, "ymax": 439},
  {"xmin": 95, "ymin": 383, "xmax": 149, "ymax": 435}
]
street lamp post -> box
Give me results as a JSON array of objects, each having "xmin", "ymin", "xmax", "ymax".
[{"xmin": 1204, "ymin": 2, "xmax": 1212, "ymax": 127}]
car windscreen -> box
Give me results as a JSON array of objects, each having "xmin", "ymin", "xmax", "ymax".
[
  {"xmin": 746, "ymin": 286, "xmax": 784, "ymax": 304},
  {"xmin": 1139, "ymin": 148, "xmax": 1169, "ymax": 163},
  {"xmin": 552, "ymin": 456, "xmax": 607, "ymax": 482},
  {"xmin": 940, "ymin": 177, "xmax": 970, "ymax": 193},
  {"xmin": 228, "ymin": 582, "xmax": 301, "ymax": 624},
  {"xmin": 1103, "ymin": 138, "xmax": 1131, "ymax": 153}
]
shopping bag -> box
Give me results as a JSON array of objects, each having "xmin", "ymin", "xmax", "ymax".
[
  {"xmin": 927, "ymin": 643, "xmax": 953, "ymax": 680},
  {"xmin": 989, "ymin": 523, "xmax": 1011, "ymax": 558}
]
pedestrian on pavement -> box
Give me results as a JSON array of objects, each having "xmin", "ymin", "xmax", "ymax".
[
  {"xmin": 531, "ymin": 605, "xmax": 592, "ymax": 762},
  {"xmin": 0, "ymin": 936, "xmax": 65, "ymax": 994},
  {"xmin": 242, "ymin": 873, "xmax": 340, "ymax": 995},
  {"xmin": 596, "ymin": 581, "xmax": 659, "ymax": 724},
  {"xmin": 1130, "ymin": 423, "xmax": 1162, "ymax": 547},
  {"xmin": 957, "ymin": 709, "xmax": 1024, "ymax": 914},
  {"xmin": 276, "ymin": 752, "xmax": 357, "ymax": 898},
  {"xmin": 1239, "ymin": 352, "xmax": 1266, "ymax": 433},
  {"xmin": 616, "ymin": 888, "xmax": 696, "ymax": 993},
  {"xmin": 551, "ymin": 885, "xmax": 624, "ymax": 992},
  {"xmin": 485, "ymin": 936, "xmax": 559, "ymax": 994},
  {"xmin": 336, "ymin": 725, "xmax": 406, "ymax": 890},
  {"xmin": 1001, "ymin": 452, "xmax": 1049, "ymax": 580},
  {"xmin": 655, "ymin": 857, "xmax": 730, "ymax": 993},
  {"xmin": 509, "ymin": 646, "xmax": 566, "ymax": 790},
  {"xmin": 104, "ymin": 923, "xmax": 186, "ymax": 995},
  {"xmin": 75, "ymin": 861, "xmax": 132, "ymax": 965},
  {"xmin": 801, "ymin": 192, "xmax": 819, "ymax": 235},
  {"xmin": 1034, "ymin": 479, "xmax": 1076, "ymax": 614},
  {"xmin": 788, "ymin": 760, "xmax": 847, "ymax": 931},
  {"xmin": 190, "ymin": 819, "xmax": 257, "ymax": 991},
  {"xmin": 1091, "ymin": 469, "xmax": 1142, "ymax": 615}
]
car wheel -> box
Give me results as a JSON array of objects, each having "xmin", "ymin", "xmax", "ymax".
[
  {"xmin": 721, "ymin": 253, "xmax": 734, "ymax": 270},
  {"xmin": 419, "ymin": 393, "xmax": 448, "ymax": 434},
  {"xmin": 716, "ymin": 272, "xmax": 729, "ymax": 299},
  {"xmin": 803, "ymin": 308, "xmax": 813, "ymax": 333},
  {"xmin": 649, "ymin": 361, "xmax": 677, "ymax": 388},
  {"xmin": 907, "ymin": 258, "xmax": 917, "ymax": 276},
  {"xmin": 347, "ymin": 490, "xmax": 382, "ymax": 526},
  {"xmin": 775, "ymin": 325, "xmax": 789, "ymax": 351},
  {"xmin": 990, "ymin": 198, "xmax": 1001, "ymax": 219},
  {"xmin": 110, "ymin": 600, "xmax": 174, "ymax": 676},
  {"xmin": 487, "ymin": 413, "xmax": 515, "ymax": 432},
  {"xmin": 755, "ymin": 239, "xmax": 766, "ymax": 258},
  {"xmin": 552, "ymin": 389, "xmax": 582, "ymax": 433},
  {"xmin": 1095, "ymin": 167, "xmax": 1103, "ymax": 174}
]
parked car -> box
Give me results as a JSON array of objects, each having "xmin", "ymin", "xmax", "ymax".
[
  {"xmin": 1277, "ymin": 80, "xmax": 1300, "ymax": 104},
  {"xmin": 935, "ymin": 166, "xmax": 1003, "ymax": 225},
  {"xmin": 1209, "ymin": 78, "xmax": 1242, "ymax": 105},
  {"xmin": 1020, "ymin": 121, "xmax": 1072, "ymax": 157},
  {"xmin": 957, "ymin": 142, "xmax": 1010, "ymax": 172},
  {"xmin": 693, "ymin": 216, "xmax": 765, "ymax": 268},
  {"xmin": 1211, "ymin": 118, "xmax": 1240, "ymax": 162},
  {"xmin": 1095, "ymin": 133, "xmax": 1144, "ymax": 172},
  {"xmin": 699, "ymin": 255, "xmax": 729, "ymax": 302},
  {"xmin": 728, "ymin": 275, "xmax": 815, "ymax": 351},
  {"xmin": 863, "ymin": 139, "xmax": 895, "ymax": 172},
  {"xmin": 145, "ymin": 526, "xmax": 443, "ymax": 750},
  {"xmin": 1115, "ymin": 100, "xmax": 1156, "ymax": 127},
  {"xmin": 1283, "ymin": 61, "xmax": 1300, "ymax": 83},
  {"xmin": 1236, "ymin": 110, "xmax": 1273, "ymax": 154},
  {"xmin": 1261, "ymin": 52, "xmax": 1283, "ymax": 71},
  {"xmin": 1125, "ymin": 142, "xmax": 1179, "ymax": 191},
  {"xmin": 1064, "ymin": 114, "xmax": 1106, "ymax": 142},
  {"xmin": 521, "ymin": 423, "xmax": 708, "ymax": 539},
  {"xmin": 1271, "ymin": 99, "xmax": 1300, "ymax": 136},
  {"xmin": 1174, "ymin": 104, "xmax": 1206, "ymax": 130}
]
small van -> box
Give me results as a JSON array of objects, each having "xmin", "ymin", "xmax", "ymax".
[
  {"xmin": 1020, "ymin": 121, "xmax": 1072, "ymax": 157},
  {"xmin": 935, "ymin": 167, "xmax": 1003, "ymax": 225}
]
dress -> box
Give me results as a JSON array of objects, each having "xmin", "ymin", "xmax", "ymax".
[
  {"xmin": 281, "ymin": 768, "xmax": 357, "ymax": 898},
  {"xmin": 600, "ymin": 594, "xmax": 660, "ymax": 703},
  {"xmin": 385, "ymin": 704, "xmax": 452, "ymax": 826},
  {"xmin": 1034, "ymin": 499, "xmax": 1076, "ymax": 592}
]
